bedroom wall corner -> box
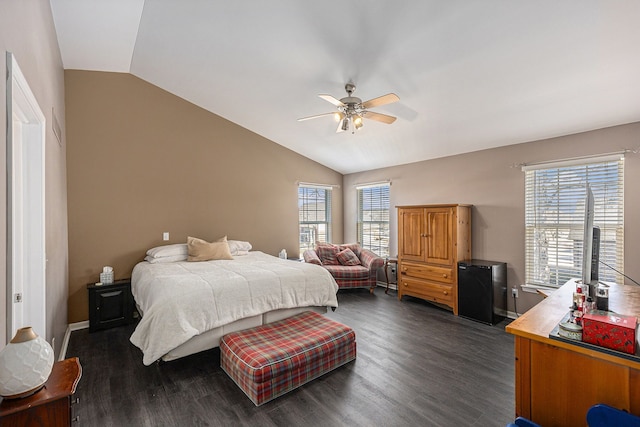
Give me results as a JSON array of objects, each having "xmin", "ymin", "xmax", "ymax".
[{"xmin": 65, "ymin": 71, "xmax": 343, "ymax": 323}]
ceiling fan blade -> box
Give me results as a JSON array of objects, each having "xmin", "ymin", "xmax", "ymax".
[
  {"xmin": 363, "ymin": 111, "xmax": 397, "ymax": 124},
  {"xmin": 318, "ymin": 94, "xmax": 345, "ymax": 107},
  {"xmin": 361, "ymin": 93, "xmax": 399, "ymax": 109},
  {"xmin": 298, "ymin": 112, "xmax": 336, "ymax": 122}
]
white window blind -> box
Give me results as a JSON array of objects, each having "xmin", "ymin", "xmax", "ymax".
[
  {"xmin": 524, "ymin": 156, "xmax": 624, "ymax": 287},
  {"xmin": 357, "ymin": 183, "xmax": 390, "ymax": 257},
  {"xmin": 298, "ymin": 184, "xmax": 332, "ymax": 257}
]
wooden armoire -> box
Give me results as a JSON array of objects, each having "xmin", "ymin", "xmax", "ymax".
[{"xmin": 397, "ymin": 204, "xmax": 471, "ymax": 314}]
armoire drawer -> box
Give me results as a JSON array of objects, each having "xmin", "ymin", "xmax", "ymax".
[
  {"xmin": 399, "ymin": 261, "xmax": 453, "ymax": 284},
  {"xmin": 399, "ymin": 277, "xmax": 453, "ymax": 304}
]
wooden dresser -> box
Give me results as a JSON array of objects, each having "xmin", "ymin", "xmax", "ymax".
[
  {"xmin": 506, "ymin": 280, "xmax": 640, "ymax": 426},
  {"xmin": 397, "ymin": 204, "xmax": 471, "ymax": 314},
  {"xmin": 0, "ymin": 357, "xmax": 82, "ymax": 426}
]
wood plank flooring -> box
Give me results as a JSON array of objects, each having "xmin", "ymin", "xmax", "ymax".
[{"xmin": 66, "ymin": 289, "xmax": 515, "ymax": 426}]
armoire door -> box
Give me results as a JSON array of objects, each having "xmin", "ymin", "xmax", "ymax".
[
  {"xmin": 425, "ymin": 207, "xmax": 454, "ymax": 266},
  {"xmin": 398, "ymin": 207, "xmax": 425, "ymax": 262}
]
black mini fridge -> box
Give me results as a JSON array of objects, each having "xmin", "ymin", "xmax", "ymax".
[{"xmin": 458, "ymin": 260, "xmax": 507, "ymax": 325}]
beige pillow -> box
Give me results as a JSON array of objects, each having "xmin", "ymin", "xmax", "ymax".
[{"xmin": 187, "ymin": 236, "xmax": 233, "ymax": 261}]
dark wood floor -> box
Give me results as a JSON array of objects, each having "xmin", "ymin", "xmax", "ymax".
[{"xmin": 66, "ymin": 289, "xmax": 515, "ymax": 426}]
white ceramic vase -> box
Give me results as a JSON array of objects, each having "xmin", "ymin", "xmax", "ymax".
[{"xmin": 0, "ymin": 326, "xmax": 54, "ymax": 399}]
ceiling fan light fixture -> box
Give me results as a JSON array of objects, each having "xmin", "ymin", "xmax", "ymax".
[
  {"xmin": 353, "ymin": 115, "xmax": 363, "ymax": 130},
  {"xmin": 341, "ymin": 117, "xmax": 349, "ymax": 131},
  {"xmin": 334, "ymin": 112, "xmax": 344, "ymax": 122}
]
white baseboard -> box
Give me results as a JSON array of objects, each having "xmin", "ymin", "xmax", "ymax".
[
  {"xmin": 59, "ymin": 321, "xmax": 89, "ymax": 361},
  {"xmin": 376, "ymin": 281, "xmax": 397, "ymax": 291},
  {"xmin": 506, "ymin": 310, "xmax": 519, "ymax": 320}
]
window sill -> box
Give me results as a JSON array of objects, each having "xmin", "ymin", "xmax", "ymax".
[{"xmin": 521, "ymin": 284, "xmax": 558, "ymax": 295}]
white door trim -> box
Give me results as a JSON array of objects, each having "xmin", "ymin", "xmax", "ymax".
[{"xmin": 6, "ymin": 52, "xmax": 47, "ymax": 342}]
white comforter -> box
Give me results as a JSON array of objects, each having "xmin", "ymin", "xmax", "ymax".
[{"xmin": 129, "ymin": 251, "xmax": 339, "ymax": 365}]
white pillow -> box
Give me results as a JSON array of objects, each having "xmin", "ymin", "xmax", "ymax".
[
  {"xmin": 228, "ymin": 240, "xmax": 252, "ymax": 255},
  {"xmin": 146, "ymin": 243, "xmax": 188, "ymax": 259},
  {"xmin": 144, "ymin": 254, "xmax": 187, "ymax": 264}
]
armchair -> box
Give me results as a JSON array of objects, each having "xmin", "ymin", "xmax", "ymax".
[{"xmin": 303, "ymin": 243, "xmax": 385, "ymax": 294}]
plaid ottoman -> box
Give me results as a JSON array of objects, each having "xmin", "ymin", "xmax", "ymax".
[{"xmin": 220, "ymin": 311, "xmax": 356, "ymax": 406}]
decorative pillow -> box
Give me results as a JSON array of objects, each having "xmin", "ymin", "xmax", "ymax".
[
  {"xmin": 339, "ymin": 243, "xmax": 361, "ymax": 257},
  {"xmin": 187, "ymin": 236, "xmax": 233, "ymax": 261},
  {"xmin": 146, "ymin": 243, "xmax": 188, "ymax": 259},
  {"xmin": 336, "ymin": 248, "xmax": 361, "ymax": 266},
  {"xmin": 303, "ymin": 250, "xmax": 322, "ymax": 265},
  {"xmin": 315, "ymin": 243, "xmax": 339, "ymax": 265}
]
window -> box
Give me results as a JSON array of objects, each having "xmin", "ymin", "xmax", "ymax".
[
  {"xmin": 357, "ymin": 183, "xmax": 390, "ymax": 258},
  {"xmin": 298, "ymin": 184, "xmax": 332, "ymax": 257},
  {"xmin": 524, "ymin": 155, "xmax": 624, "ymax": 287}
]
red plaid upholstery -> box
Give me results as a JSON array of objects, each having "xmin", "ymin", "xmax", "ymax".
[
  {"xmin": 315, "ymin": 243, "xmax": 339, "ymax": 265},
  {"xmin": 302, "ymin": 249, "xmax": 322, "ymax": 265},
  {"xmin": 338, "ymin": 243, "xmax": 361, "ymax": 257},
  {"xmin": 322, "ymin": 265, "xmax": 370, "ymax": 289},
  {"xmin": 220, "ymin": 311, "xmax": 356, "ymax": 406},
  {"xmin": 336, "ymin": 248, "xmax": 361, "ymax": 266},
  {"xmin": 304, "ymin": 244, "xmax": 384, "ymax": 292}
]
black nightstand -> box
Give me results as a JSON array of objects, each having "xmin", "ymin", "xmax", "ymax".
[{"xmin": 87, "ymin": 278, "xmax": 134, "ymax": 332}]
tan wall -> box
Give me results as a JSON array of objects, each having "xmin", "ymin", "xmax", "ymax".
[
  {"xmin": 344, "ymin": 122, "xmax": 640, "ymax": 314},
  {"xmin": 0, "ymin": 1, "xmax": 68, "ymax": 351},
  {"xmin": 65, "ymin": 71, "xmax": 343, "ymax": 323}
]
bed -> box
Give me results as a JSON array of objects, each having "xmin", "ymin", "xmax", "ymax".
[{"xmin": 129, "ymin": 249, "xmax": 339, "ymax": 365}]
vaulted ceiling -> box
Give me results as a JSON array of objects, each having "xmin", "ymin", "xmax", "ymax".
[{"xmin": 50, "ymin": 1, "xmax": 640, "ymax": 174}]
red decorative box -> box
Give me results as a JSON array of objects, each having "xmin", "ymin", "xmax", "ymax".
[{"xmin": 582, "ymin": 310, "xmax": 637, "ymax": 355}]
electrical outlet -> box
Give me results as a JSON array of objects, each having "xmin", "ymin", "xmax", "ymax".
[
  {"xmin": 512, "ymin": 288, "xmax": 519, "ymax": 298},
  {"xmin": 163, "ymin": 232, "xmax": 170, "ymax": 241}
]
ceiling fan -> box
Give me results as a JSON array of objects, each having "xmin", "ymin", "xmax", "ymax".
[{"xmin": 298, "ymin": 83, "xmax": 399, "ymax": 133}]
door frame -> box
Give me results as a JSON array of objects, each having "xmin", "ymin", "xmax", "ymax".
[{"xmin": 6, "ymin": 52, "xmax": 47, "ymax": 342}]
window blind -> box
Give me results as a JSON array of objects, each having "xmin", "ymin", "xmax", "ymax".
[
  {"xmin": 357, "ymin": 183, "xmax": 390, "ymax": 257},
  {"xmin": 298, "ymin": 185, "xmax": 332, "ymax": 256},
  {"xmin": 524, "ymin": 157, "xmax": 624, "ymax": 287}
]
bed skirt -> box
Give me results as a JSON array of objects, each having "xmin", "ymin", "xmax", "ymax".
[{"xmin": 136, "ymin": 304, "xmax": 327, "ymax": 362}]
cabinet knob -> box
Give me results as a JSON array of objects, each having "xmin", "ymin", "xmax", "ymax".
[
  {"xmin": 443, "ymin": 274, "xmax": 448, "ymax": 278},
  {"xmin": 443, "ymin": 291, "xmax": 448, "ymax": 295},
  {"xmin": 72, "ymin": 416, "xmax": 80, "ymax": 423},
  {"xmin": 402, "ymin": 267, "xmax": 408, "ymax": 272},
  {"xmin": 72, "ymin": 397, "xmax": 80, "ymax": 405},
  {"xmin": 403, "ymin": 282, "xmax": 408, "ymax": 287}
]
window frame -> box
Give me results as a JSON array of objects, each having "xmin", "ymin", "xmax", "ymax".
[
  {"xmin": 298, "ymin": 184, "xmax": 332, "ymax": 257},
  {"xmin": 524, "ymin": 155, "xmax": 624, "ymax": 288},
  {"xmin": 356, "ymin": 182, "xmax": 390, "ymax": 258}
]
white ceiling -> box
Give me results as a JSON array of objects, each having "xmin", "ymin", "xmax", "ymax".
[{"xmin": 50, "ymin": 1, "xmax": 640, "ymax": 174}]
